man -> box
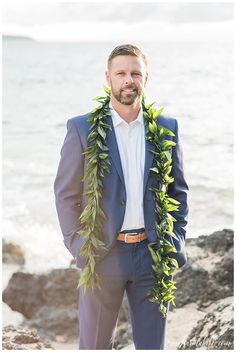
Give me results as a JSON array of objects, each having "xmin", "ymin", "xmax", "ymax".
[{"xmin": 54, "ymin": 44, "xmax": 188, "ymax": 349}]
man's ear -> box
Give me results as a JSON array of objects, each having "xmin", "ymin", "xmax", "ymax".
[
  {"xmin": 144, "ymin": 72, "xmax": 149, "ymax": 87},
  {"xmin": 105, "ymin": 70, "xmax": 111, "ymax": 87}
]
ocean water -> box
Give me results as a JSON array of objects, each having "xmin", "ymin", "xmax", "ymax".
[{"xmin": 3, "ymin": 38, "xmax": 233, "ymax": 273}]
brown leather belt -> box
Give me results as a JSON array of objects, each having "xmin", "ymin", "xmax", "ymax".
[{"xmin": 117, "ymin": 232, "xmax": 147, "ymax": 243}]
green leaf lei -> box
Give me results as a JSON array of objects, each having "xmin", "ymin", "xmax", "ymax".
[{"xmin": 77, "ymin": 86, "xmax": 180, "ymax": 317}]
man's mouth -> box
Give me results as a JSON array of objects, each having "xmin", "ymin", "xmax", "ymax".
[{"xmin": 122, "ymin": 88, "xmax": 137, "ymax": 93}]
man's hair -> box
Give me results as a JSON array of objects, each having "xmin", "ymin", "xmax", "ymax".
[{"xmin": 107, "ymin": 44, "xmax": 147, "ymax": 68}]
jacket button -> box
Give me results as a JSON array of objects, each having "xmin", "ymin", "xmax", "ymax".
[{"xmin": 121, "ymin": 200, "xmax": 126, "ymax": 205}]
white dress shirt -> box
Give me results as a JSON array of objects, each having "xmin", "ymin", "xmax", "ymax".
[{"xmin": 110, "ymin": 103, "xmax": 145, "ymax": 231}]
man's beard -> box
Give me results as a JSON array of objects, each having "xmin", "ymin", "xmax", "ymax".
[{"xmin": 111, "ymin": 84, "xmax": 142, "ymax": 105}]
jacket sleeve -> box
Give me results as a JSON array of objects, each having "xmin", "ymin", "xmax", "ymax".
[
  {"xmin": 54, "ymin": 118, "xmax": 85, "ymax": 265},
  {"xmin": 168, "ymin": 119, "xmax": 189, "ymax": 238},
  {"xmin": 167, "ymin": 119, "xmax": 189, "ymax": 264}
]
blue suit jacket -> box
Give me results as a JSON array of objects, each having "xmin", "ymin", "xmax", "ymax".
[{"xmin": 54, "ymin": 112, "xmax": 189, "ymax": 269}]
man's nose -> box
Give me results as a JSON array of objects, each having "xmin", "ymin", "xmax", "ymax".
[{"xmin": 124, "ymin": 75, "xmax": 134, "ymax": 84}]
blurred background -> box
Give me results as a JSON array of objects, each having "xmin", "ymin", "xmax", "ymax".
[{"xmin": 2, "ymin": 1, "xmax": 234, "ymax": 274}]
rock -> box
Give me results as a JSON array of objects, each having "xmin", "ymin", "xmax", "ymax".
[
  {"xmin": 2, "ymin": 272, "xmax": 48, "ymax": 318},
  {"xmin": 113, "ymin": 322, "xmax": 133, "ymax": 350},
  {"xmin": 173, "ymin": 264, "xmax": 209, "ymax": 308},
  {"xmin": 25, "ymin": 305, "xmax": 79, "ymax": 341},
  {"xmin": 3, "ymin": 269, "xmax": 80, "ymax": 317},
  {"xmin": 177, "ymin": 298, "xmax": 234, "ymax": 350},
  {"xmin": 2, "ymin": 240, "xmax": 25, "ymax": 265},
  {"xmin": 211, "ymin": 247, "xmax": 233, "ymax": 287},
  {"xmin": 2, "ymin": 325, "xmax": 54, "ymax": 349},
  {"xmin": 41, "ymin": 268, "xmax": 80, "ymax": 307},
  {"xmin": 27, "ymin": 269, "xmax": 80, "ymax": 341},
  {"xmin": 3, "ymin": 268, "xmax": 80, "ymax": 342},
  {"xmin": 195, "ymin": 229, "xmax": 233, "ymax": 254},
  {"xmin": 173, "ymin": 229, "xmax": 234, "ymax": 309}
]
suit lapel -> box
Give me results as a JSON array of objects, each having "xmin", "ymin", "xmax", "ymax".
[
  {"xmin": 106, "ymin": 115, "xmax": 125, "ymax": 186},
  {"xmin": 143, "ymin": 123, "xmax": 155, "ymax": 194}
]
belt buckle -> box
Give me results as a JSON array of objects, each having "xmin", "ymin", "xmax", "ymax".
[
  {"xmin": 124, "ymin": 233, "xmax": 129, "ymax": 243},
  {"xmin": 124, "ymin": 232, "xmax": 141, "ymax": 243}
]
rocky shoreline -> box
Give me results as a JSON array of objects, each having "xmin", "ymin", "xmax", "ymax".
[{"xmin": 2, "ymin": 229, "xmax": 234, "ymax": 350}]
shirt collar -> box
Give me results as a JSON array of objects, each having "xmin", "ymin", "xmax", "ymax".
[{"xmin": 109, "ymin": 102, "xmax": 144, "ymax": 128}]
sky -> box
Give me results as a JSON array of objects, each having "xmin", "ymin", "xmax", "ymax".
[{"xmin": 2, "ymin": 1, "xmax": 234, "ymax": 42}]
